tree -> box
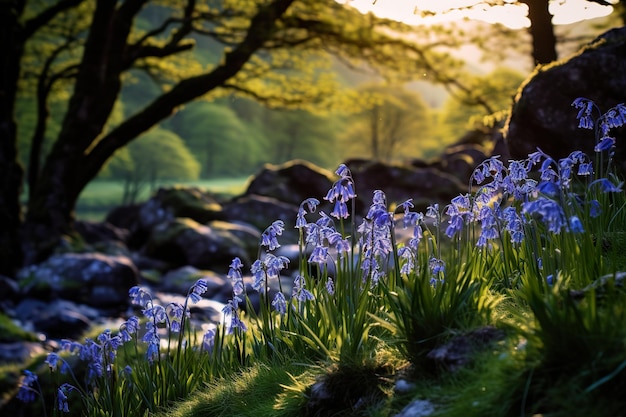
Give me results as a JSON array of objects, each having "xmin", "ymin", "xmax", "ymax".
[
  {"xmin": 417, "ymin": 0, "xmax": 618, "ymax": 65},
  {"xmin": 341, "ymin": 85, "xmax": 430, "ymax": 163},
  {"xmin": 105, "ymin": 128, "xmax": 201, "ymax": 204},
  {"xmin": 438, "ymin": 67, "xmax": 526, "ymax": 140},
  {"xmin": 1, "ymin": 0, "xmax": 468, "ymax": 274}
]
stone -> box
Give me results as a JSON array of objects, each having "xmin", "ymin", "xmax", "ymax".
[
  {"xmin": 426, "ymin": 326, "xmax": 505, "ymax": 371},
  {"xmin": 144, "ymin": 218, "xmax": 250, "ymax": 272},
  {"xmin": 244, "ymin": 160, "xmax": 334, "ymax": 206},
  {"xmin": 505, "ymin": 27, "xmax": 626, "ymax": 173},
  {"xmin": 346, "ymin": 161, "xmax": 467, "ymax": 214},
  {"xmin": 394, "ymin": 399, "xmax": 436, "ymax": 417},
  {"xmin": 17, "ymin": 253, "xmax": 140, "ymax": 308}
]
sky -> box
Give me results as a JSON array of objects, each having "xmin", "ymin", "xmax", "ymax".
[{"xmin": 339, "ymin": 0, "xmax": 615, "ymax": 29}]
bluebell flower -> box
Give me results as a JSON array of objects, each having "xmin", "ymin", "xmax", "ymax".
[
  {"xmin": 589, "ymin": 199, "xmax": 601, "ymax": 217},
  {"xmin": 16, "ymin": 370, "xmax": 39, "ymax": 403},
  {"xmin": 122, "ymin": 365, "xmax": 132, "ymax": 377},
  {"xmin": 228, "ymin": 257, "xmax": 245, "ymax": 296},
  {"xmin": 222, "ymin": 298, "xmax": 247, "ymax": 334},
  {"xmin": 261, "ymin": 220, "xmax": 284, "ymax": 250},
  {"xmin": 327, "ymin": 231, "xmax": 350, "ymax": 258},
  {"xmin": 129, "ymin": 286, "xmax": 151, "ymax": 308},
  {"xmin": 167, "ymin": 303, "xmax": 185, "ymax": 333},
  {"xmin": 308, "ymin": 245, "xmax": 329, "ymax": 265},
  {"xmin": 522, "ymin": 198, "xmax": 567, "ymax": 234},
  {"xmin": 57, "ymin": 383, "xmax": 75, "ymax": 413},
  {"xmin": 143, "ymin": 304, "xmax": 167, "ymax": 324},
  {"xmin": 119, "ymin": 316, "xmax": 139, "ymax": 342},
  {"xmin": 398, "ymin": 246, "xmax": 415, "ymax": 275},
  {"xmin": 572, "ymin": 97, "xmax": 595, "ymax": 129},
  {"xmin": 293, "ymin": 275, "xmax": 315, "ymax": 302},
  {"xmin": 594, "ymin": 136, "xmax": 615, "ymax": 152},
  {"xmin": 569, "ymin": 216, "xmax": 584, "ymax": 233},
  {"xmin": 202, "ymin": 328, "xmax": 216, "ymax": 352},
  {"xmin": 325, "ymin": 277, "xmax": 335, "ymax": 296},
  {"xmin": 325, "ymin": 165, "xmax": 356, "ymax": 219},
  {"xmin": 145, "ymin": 335, "xmax": 160, "ymax": 365},
  {"xmin": 189, "ymin": 279, "xmax": 208, "ymax": 304},
  {"xmin": 429, "ymin": 257, "xmax": 445, "ymax": 276},
  {"xmin": 272, "ymin": 292, "xmax": 287, "ymax": 315},
  {"xmin": 296, "ymin": 198, "xmax": 320, "ymax": 228},
  {"xmin": 591, "ymin": 178, "xmax": 623, "ymax": 193},
  {"xmin": 578, "ymin": 162, "xmax": 593, "ymax": 176}
]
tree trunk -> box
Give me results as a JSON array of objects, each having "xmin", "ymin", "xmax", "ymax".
[
  {"xmin": 521, "ymin": 0, "xmax": 558, "ymax": 65},
  {"xmin": 0, "ymin": 1, "xmax": 26, "ymax": 276},
  {"xmin": 20, "ymin": 0, "xmax": 296, "ymax": 265}
]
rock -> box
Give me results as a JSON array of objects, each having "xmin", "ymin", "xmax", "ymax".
[
  {"xmin": 159, "ymin": 266, "xmax": 227, "ymax": 298},
  {"xmin": 222, "ymin": 195, "xmax": 300, "ymax": 243},
  {"xmin": 144, "ymin": 218, "xmax": 250, "ymax": 272},
  {"xmin": 432, "ymin": 143, "xmax": 490, "ymax": 184},
  {"xmin": 426, "ymin": 326, "xmax": 505, "ymax": 372},
  {"xmin": 505, "ymin": 27, "xmax": 626, "ymax": 173},
  {"xmin": 245, "ymin": 160, "xmax": 335, "ymax": 206},
  {"xmin": 14, "ymin": 298, "xmax": 101, "ymax": 339},
  {"xmin": 17, "ymin": 253, "xmax": 140, "ymax": 308},
  {"xmin": 148, "ymin": 186, "xmax": 225, "ymax": 223},
  {"xmin": 346, "ymin": 161, "xmax": 467, "ymax": 214}
]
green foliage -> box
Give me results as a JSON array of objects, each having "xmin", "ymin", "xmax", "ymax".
[
  {"xmin": 437, "ymin": 67, "xmax": 526, "ymax": 141},
  {"xmin": 340, "ymin": 84, "xmax": 431, "ymax": 162}
]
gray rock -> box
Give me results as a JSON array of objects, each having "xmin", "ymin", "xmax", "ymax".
[
  {"xmin": 505, "ymin": 26, "xmax": 626, "ymax": 174},
  {"xmin": 144, "ymin": 218, "xmax": 250, "ymax": 272},
  {"xmin": 394, "ymin": 399, "xmax": 436, "ymax": 417},
  {"xmin": 17, "ymin": 253, "xmax": 140, "ymax": 307}
]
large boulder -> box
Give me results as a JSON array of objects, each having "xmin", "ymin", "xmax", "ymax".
[
  {"xmin": 17, "ymin": 253, "xmax": 140, "ymax": 308},
  {"xmin": 144, "ymin": 218, "xmax": 250, "ymax": 272},
  {"xmin": 346, "ymin": 161, "xmax": 467, "ymax": 213},
  {"xmin": 244, "ymin": 160, "xmax": 335, "ymax": 206},
  {"xmin": 505, "ymin": 27, "xmax": 626, "ymax": 171}
]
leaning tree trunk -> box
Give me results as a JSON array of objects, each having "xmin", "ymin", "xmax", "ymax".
[{"xmin": 0, "ymin": 1, "xmax": 26, "ymax": 276}]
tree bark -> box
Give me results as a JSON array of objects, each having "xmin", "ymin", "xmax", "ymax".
[
  {"xmin": 521, "ymin": 0, "xmax": 558, "ymax": 65},
  {"xmin": 0, "ymin": 1, "xmax": 26, "ymax": 276}
]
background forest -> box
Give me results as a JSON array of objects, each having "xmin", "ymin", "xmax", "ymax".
[{"xmin": 12, "ymin": 1, "xmax": 619, "ymax": 219}]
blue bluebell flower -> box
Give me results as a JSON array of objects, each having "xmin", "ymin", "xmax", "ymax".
[
  {"xmin": 272, "ymin": 292, "xmax": 287, "ymax": 315},
  {"xmin": 296, "ymin": 198, "xmax": 320, "ymax": 228},
  {"xmin": 522, "ymin": 198, "xmax": 567, "ymax": 233},
  {"xmin": 325, "ymin": 277, "xmax": 335, "ymax": 296},
  {"xmin": 57, "ymin": 383, "xmax": 75, "ymax": 413},
  {"xmin": 569, "ymin": 216, "xmax": 584, "ymax": 233},
  {"xmin": 572, "ymin": 97, "xmax": 595, "ymax": 129},
  {"xmin": 167, "ymin": 303, "xmax": 185, "ymax": 333},
  {"xmin": 325, "ymin": 164, "xmax": 356, "ymax": 219},
  {"xmin": 589, "ymin": 199, "xmax": 601, "ymax": 217},
  {"xmin": 261, "ymin": 220, "xmax": 284, "ymax": 250},
  {"xmin": 228, "ymin": 257, "xmax": 245, "ymax": 296},
  {"xmin": 293, "ymin": 275, "xmax": 315, "ymax": 302},
  {"xmin": 202, "ymin": 328, "xmax": 216, "ymax": 352},
  {"xmin": 16, "ymin": 370, "xmax": 38, "ymax": 403},
  {"xmin": 189, "ymin": 279, "xmax": 208, "ymax": 304},
  {"xmin": 398, "ymin": 246, "xmax": 415, "ymax": 275},
  {"xmin": 594, "ymin": 136, "xmax": 615, "ymax": 152},
  {"xmin": 429, "ymin": 257, "xmax": 445, "ymax": 277},
  {"xmin": 129, "ymin": 286, "xmax": 151, "ymax": 308},
  {"xmin": 222, "ymin": 298, "xmax": 247, "ymax": 334},
  {"xmin": 119, "ymin": 316, "xmax": 139, "ymax": 342},
  {"xmin": 591, "ymin": 178, "xmax": 623, "ymax": 193}
]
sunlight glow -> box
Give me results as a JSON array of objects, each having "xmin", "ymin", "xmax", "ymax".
[{"xmin": 338, "ymin": 0, "xmax": 614, "ymax": 29}]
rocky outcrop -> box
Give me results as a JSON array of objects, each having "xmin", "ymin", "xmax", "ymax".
[{"xmin": 505, "ymin": 27, "xmax": 626, "ymax": 172}]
